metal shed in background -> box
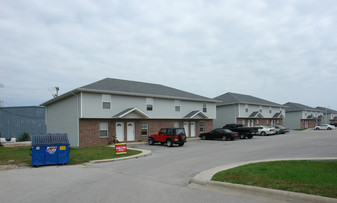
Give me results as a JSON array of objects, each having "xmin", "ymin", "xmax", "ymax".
[
  {"xmin": 30, "ymin": 133, "xmax": 70, "ymax": 166},
  {"xmin": 0, "ymin": 106, "xmax": 46, "ymax": 139}
]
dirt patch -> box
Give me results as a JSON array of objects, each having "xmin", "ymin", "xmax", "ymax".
[{"xmin": 0, "ymin": 163, "xmax": 31, "ymax": 171}]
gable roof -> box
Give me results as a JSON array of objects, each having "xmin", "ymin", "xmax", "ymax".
[
  {"xmin": 113, "ymin": 108, "xmax": 150, "ymax": 119},
  {"xmin": 249, "ymin": 111, "xmax": 264, "ymax": 118},
  {"xmin": 284, "ymin": 102, "xmax": 321, "ymax": 112},
  {"xmin": 184, "ymin": 110, "xmax": 209, "ymax": 119},
  {"xmin": 273, "ymin": 112, "xmax": 284, "ymax": 118},
  {"xmin": 42, "ymin": 78, "xmax": 216, "ymax": 106},
  {"xmin": 315, "ymin": 106, "xmax": 337, "ymax": 114},
  {"xmin": 214, "ymin": 92, "xmax": 282, "ymax": 107}
]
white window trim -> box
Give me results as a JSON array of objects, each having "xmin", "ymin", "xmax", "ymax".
[
  {"xmin": 174, "ymin": 100, "xmax": 181, "ymax": 112},
  {"xmin": 102, "ymin": 94, "xmax": 111, "ymax": 109},
  {"xmin": 141, "ymin": 122, "xmax": 148, "ymax": 136},
  {"xmin": 200, "ymin": 122, "xmax": 205, "ymax": 133},
  {"xmin": 146, "ymin": 98, "xmax": 153, "ymax": 111},
  {"xmin": 100, "ymin": 122, "xmax": 108, "ymax": 138}
]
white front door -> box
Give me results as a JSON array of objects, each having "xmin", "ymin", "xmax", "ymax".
[
  {"xmin": 190, "ymin": 122, "xmax": 196, "ymax": 137},
  {"xmin": 116, "ymin": 122, "xmax": 124, "ymax": 142},
  {"xmin": 184, "ymin": 122, "xmax": 189, "ymax": 137},
  {"xmin": 127, "ymin": 122, "xmax": 135, "ymax": 141}
]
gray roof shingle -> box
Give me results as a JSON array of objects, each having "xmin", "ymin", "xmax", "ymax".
[
  {"xmin": 214, "ymin": 92, "xmax": 282, "ymax": 107},
  {"xmin": 315, "ymin": 106, "xmax": 337, "ymax": 114},
  {"xmin": 284, "ymin": 102, "xmax": 320, "ymax": 112},
  {"xmin": 80, "ymin": 78, "xmax": 215, "ymax": 102}
]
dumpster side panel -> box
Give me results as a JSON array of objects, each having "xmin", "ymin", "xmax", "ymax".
[
  {"xmin": 57, "ymin": 145, "xmax": 70, "ymax": 164},
  {"xmin": 45, "ymin": 146, "xmax": 58, "ymax": 165},
  {"xmin": 31, "ymin": 145, "xmax": 46, "ymax": 166}
]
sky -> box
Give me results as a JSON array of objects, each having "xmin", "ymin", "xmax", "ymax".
[{"xmin": 1, "ymin": 0, "xmax": 337, "ymax": 110}]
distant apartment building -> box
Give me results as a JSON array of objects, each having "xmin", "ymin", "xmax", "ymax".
[
  {"xmin": 214, "ymin": 92, "xmax": 285, "ymax": 128},
  {"xmin": 283, "ymin": 102, "xmax": 324, "ymax": 129}
]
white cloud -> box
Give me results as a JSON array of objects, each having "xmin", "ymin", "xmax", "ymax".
[{"xmin": 1, "ymin": 0, "xmax": 337, "ymax": 110}]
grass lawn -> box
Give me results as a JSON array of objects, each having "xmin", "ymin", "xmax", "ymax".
[
  {"xmin": 0, "ymin": 145, "xmax": 141, "ymax": 166},
  {"xmin": 212, "ymin": 160, "xmax": 337, "ymax": 198}
]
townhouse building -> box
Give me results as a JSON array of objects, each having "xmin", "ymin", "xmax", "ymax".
[
  {"xmin": 213, "ymin": 92, "xmax": 285, "ymax": 128},
  {"xmin": 41, "ymin": 78, "xmax": 217, "ymax": 147},
  {"xmin": 283, "ymin": 102, "xmax": 324, "ymax": 129},
  {"xmin": 315, "ymin": 106, "xmax": 337, "ymax": 124}
]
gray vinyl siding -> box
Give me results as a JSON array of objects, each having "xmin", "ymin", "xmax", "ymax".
[
  {"xmin": 81, "ymin": 92, "xmax": 216, "ymax": 119},
  {"xmin": 239, "ymin": 104, "xmax": 285, "ymax": 118},
  {"xmin": 45, "ymin": 95, "xmax": 79, "ymax": 147},
  {"xmin": 214, "ymin": 105, "xmax": 237, "ymax": 128},
  {"xmin": 283, "ymin": 111, "xmax": 301, "ymax": 129}
]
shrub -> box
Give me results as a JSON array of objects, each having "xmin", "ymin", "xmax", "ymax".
[{"xmin": 18, "ymin": 132, "xmax": 30, "ymax": 142}]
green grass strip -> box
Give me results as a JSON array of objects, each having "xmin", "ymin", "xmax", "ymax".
[
  {"xmin": 0, "ymin": 146, "xmax": 141, "ymax": 165},
  {"xmin": 212, "ymin": 160, "xmax": 337, "ymax": 198}
]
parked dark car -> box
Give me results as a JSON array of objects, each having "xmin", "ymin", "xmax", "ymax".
[
  {"xmin": 330, "ymin": 123, "xmax": 337, "ymax": 127},
  {"xmin": 199, "ymin": 129, "xmax": 239, "ymax": 141},
  {"xmin": 272, "ymin": 125, "xmax": 289, "ymax": 134},
  {"xmin": 223, "ymin": 124, "xmax": 258, "ymax": 139}
]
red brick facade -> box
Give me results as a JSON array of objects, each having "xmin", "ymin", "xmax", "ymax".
[
  {"xmin": 79, "ymin": 119, "xmax": 213, "ymax": 147},
  {"xmin": 236, "ymin": 118, "xmax": 283, "ymax": 127},
  {"xmin": 300, "ymin": 119, "xmax": 321, "ymax": 129}
]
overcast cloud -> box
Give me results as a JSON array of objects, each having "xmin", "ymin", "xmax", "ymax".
[{"xmin": 1, "ymin": 0, "xmax": 337, "ymax": 110}]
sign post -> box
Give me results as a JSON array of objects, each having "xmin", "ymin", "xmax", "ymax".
[{"xmin": 115, "ymin": 143, "xmax": 127, "ymax": 155}]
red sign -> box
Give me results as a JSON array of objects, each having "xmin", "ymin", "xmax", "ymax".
[{"xmin": 115, "ymin": 143, "xmax": 127, "ymax": 154}]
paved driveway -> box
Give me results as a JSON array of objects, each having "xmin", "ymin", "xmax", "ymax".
[{"xmin": 1, "ymin": 130, "xmax": 336, "ymax": 203}]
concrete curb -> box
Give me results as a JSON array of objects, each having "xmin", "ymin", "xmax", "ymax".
[
  {"xmin": 190, "ymin": 157, "xmax": 337, "ymax": 203},
  {"xmin": 88, "ymin": 148, "xmax": 152, "ymax": 164}
]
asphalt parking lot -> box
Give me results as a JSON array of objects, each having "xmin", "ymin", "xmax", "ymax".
[{"xmin": 0, "ymin": 129, "xmax": 336, "ymax": 203}]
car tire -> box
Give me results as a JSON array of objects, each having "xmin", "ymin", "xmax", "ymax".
[
  {"xmin": 240, "ymin": 134, "xmax": 245, "ymax": 139},
  {"xmin": 148, "ymin": 138, "xmax": 154, "ymax": 145},
  {"xmin": 328, "ymin": 127, "xmax": 331, "ymax": 130},
  {"xmin": 166, "ymin": 139, "xmax": 173, "ymax": 147},
  {"xmin": 222, "ymin": 136, "xmax": 227, "ymax": 141},
  {"xmin": 315, "ymin": 127, "xmax": 319, "ymax": 130},
  {"xmin": 261, "ymin": 132, "xmax": 266, "ymax": 136},
  {"xmin": 200, "ymin": 135, "xmax": 206, "ymax": 140}
]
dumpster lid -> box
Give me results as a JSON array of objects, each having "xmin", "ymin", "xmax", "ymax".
[{"xmin": 31, "ymin": 133, "xmax": 70, "ymax": 145}]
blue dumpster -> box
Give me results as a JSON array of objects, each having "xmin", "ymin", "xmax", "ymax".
[{"xmin": 30, "ymin": 133, "xmax": 70, "ymax": 166}]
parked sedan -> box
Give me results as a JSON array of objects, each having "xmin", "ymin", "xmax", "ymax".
[
  {"xmin": 256, "ymin": 126, "xmax": 276, "ymax": 136},
  {"xmin": 314, "ymin": 124, "xmax": 335, "ymax": 130},
  {"xmin": 199, "ymin": 129, "xmax": 239, "ymax": 141},
  {"xmin": 272, "ymin": 125, "xmax": 289, "ymax": 134}
]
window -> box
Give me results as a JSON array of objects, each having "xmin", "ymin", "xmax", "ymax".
[
  {"xmin": 146, "ymin": 98, "xmax": 153, "ymax": 111},
  {"xmin": 245, "ymin": 104, "xmax": 248, "ymax": 112},
  {"xmin": 141, "ymin": 123, "xmax": 148, "ymax": 135},
  {"xmin": 159, "ymin": 129, "xmax": 166, "ymax": 135},
  {"xmin": 203, "ymin": 102, "xmax": 207, "ymax": 113},
  {"xmin": 200, "ymin": 122, "xmax": 205, "ymax": 132},
  {"xmin": 256, "ymin": 120, "xmax": 259, "ymax": 125},
  {"xmin": 100, "ymin": 122, "xmax": 108, "ymax": 137},
  {"xmin": 102, "ymin": 94, "xmax": 111, "ymax": 109},
  {"xmin": 259, "ymin": 106, "xmax": 262, "ymax": 113},
  {"xmin": 174, "ymin": 100, "xmax": 181, "ymax": 112}
]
